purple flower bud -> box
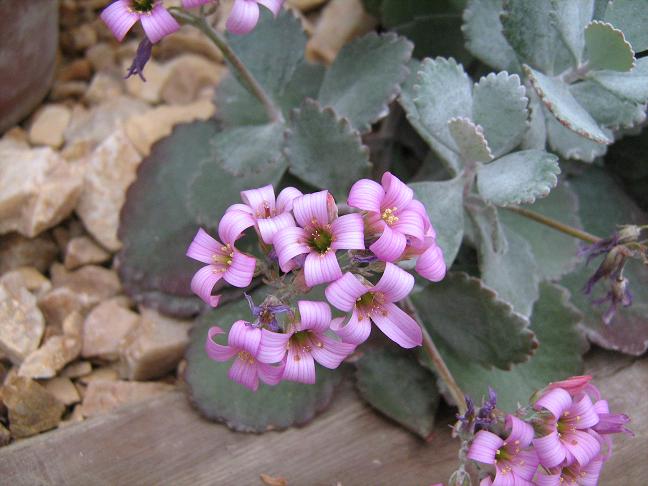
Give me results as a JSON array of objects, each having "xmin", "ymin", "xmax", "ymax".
[{"xmin": 125, "ymin": 37, "xmax": 153, "ymax": 81}]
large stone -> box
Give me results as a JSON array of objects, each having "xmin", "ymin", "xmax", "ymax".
[
  {"xmin": 37, "ymin": 287, "xmax": 85, "ymax": 328},
  {"xmin": 160, "ymin": 54, "xmax": 226, "ymax": 105},
  {"xmin": 0, "ymin": 233, "xmax": 58, "ymax": 274},
  {"xmin": 28, "ymin": 104, "xmax": 72, "ymax": 148},
  {"xmin": 1, "ymin": 375, "xmax": 65, "ymax": 438},
  {"xmin": 75, "ymin": 129, "xmax": 142, "ymax": 251},
  {"xmin": 82, "ymin": 300, "xmax": 140, "ymax": 360},
  {"xmin": 0, "ymin": 279, "xmax": 45, "ymax": 365},
  {"xmin": 18, "ymin": 334, "xmax": 81, "ymax": 379},
  {"xmin": 119, "ymin": 307, "xmax": 190, "ymax": 381},
  {"xmin": 81, "ymin": 380, "xmax": 174, "ymax": 417},
  {"xmin": 43, "ymin": 376, "xmax": 80, "ymax": 406},
  {"xmin": 50, "ymin": 263, "xmax": 121, "ymax": 308},
  {"xmin": 64, "ymin": 236, "xmax": 110, "ymax": 269},
  {"xmin": 124, "ymin": 59, "xmax": 171, "ymax": 104},
  {"xmin": 0, "ymin": 146, "xmax": 84, "ymax": 237},
  {"xmin": 124, "ymin": 99, "xmax": 214, "ymax": 156}
]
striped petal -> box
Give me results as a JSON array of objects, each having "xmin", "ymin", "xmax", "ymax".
[
  {"xmin": 509, "ymin": 449, "xmax": 540, "ymax": 482},
  {"xmin": 372, "ymin": 262, "xmax": 414, "ymax": 303},
  {"xmin": 190, "ymin": 265, "xmax": 223, "ymax": 307},
  {"xmin": 257, "ymin": 212, "xmax": 296, "ymax": 244},
  {"xmin": 226, "ymin": 203, "xmax": 254, "ymax": 214},
  {"xmin": 533, "ymin": 430, "xmax": 567, "ymax": 468},
  {"xmin": 331, "ymin": 213, "xmax": 365, "ymax": 250},
  {"xmin": 562, "ymin": 430, "xmax": 600, "ymax": 466},
  {"xmin": 566, "ymin": 393, "xmax": 599, "ymax": 429},
  {"xmin": 325, "ymin": 272, "xmax": 368, "ymax": 311},
  {"xmin": 257, "ymin": 361, "xmax": 285, "ymax": 386},
  {"xmin": 241, "ymin": 184, "xmax": 276, "ymax": 215},
  {"xmin": 140, "ymin": 3, "xmax": 180, "ymax": 44},
  {"xmin": 228, "ymin": 356, "xmax": 259, "ymax": 391},
  {"xmin": 416, "ymin": 244, "xmax": 447, "ymax": 282},
  {"xmin": 381, "ymin": 172, "xmax": 413, "ymax": 210},
  {"xmin": 276, "ymin": 186, "xmax": 303, "ymax": 212},
  {"xmin": 226, "ymin": 0, "xmax": 260, "ymax": 35},
  {"xmin": 283, "ymin": 343, "xmax": 316, "ymax": 384},
  {"xmin": 297, "ymin": 300, "xmax": 332, "ymax": 333},
  {"xmin": 347, "ymin": 178, "xmax": 383, "ymax": 213},
  {"xmin": 505, "ymin": 415, "xmax": 534, "ymax": 448},
  {"xmin": 218, "ymin": 209, "xmax": 256, "ymax": 245},
  {"xmin": 534, "ymin": 473, "xmax": 561, "ymax": 486},
  {"xmin": 205, "ymin": 326, "xmax": 237, "ymax": 361},
  {"xmin": 467, "ymin": 430, "xmax": 503, "ymax": 464},
  {"xmin": 330, "ymin": 313, "xmax": 371, "ymax": 345},
  {"xmin": 371, "ymin": 302, "xmax": 422, "ymax": 348},
  {"xmin": 492, "ymin": 471, "xmax": 515, "ymax": 486},
  {"xmin": 392, "ymin": 209, "xmax": 425, "ymax": 241},
  {"xmin": 257, "ymin": 0, "xmax": 284, "ymax": 16},
  {"xmin": 309, "ymin": 333, "xmax": 355, "ymax": 369},
  {"xmin": 304, "ymin": 251, "xmax": 342, "ymax": 287},
  {"xmin": 257, "ymin": 329, "xmax": 290, "ymax": 363},
  {"xmin": 293, "ymin": 190, "xmax": 330, "ymax": 228},
  {"xmin": 535, "ymin": 388, "xmax": 573, "ymax": 419},
  {"xmin": 370, "ymin": 225, "xmax": 407, "ymax": 262},
  {"xmin": 100, "ymin": 0, "xmax": 139, "ymax": 42},
  {"xmin": 408, "ymin": 199, "xmax": 434, "ymax": 236},
  {"xmin": 227, "ymin": 320, "xmax": 261, "ymax": 355},
  {"xmin": 223, "ymin": 250, "xmax": 256, "ymax": 287},
  {"xmin": 186, "ymin": 228, "xmax": 223, "ymax": 264},
  {"xmin": 273, "ymin": 226, "xmax": 309, "ymax": 272},
  {"xmin": 580, "ymin": 457, "xmax": 604, "ymax": 485}
]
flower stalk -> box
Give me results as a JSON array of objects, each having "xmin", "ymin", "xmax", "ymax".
[{"xmin": 505, "ymin": 205, "xmax": 601, "ymax": 244}]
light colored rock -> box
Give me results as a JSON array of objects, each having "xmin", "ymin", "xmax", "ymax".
[
  {"xmin": 57, "ymin": 58, "xmax": 93, "ymax": 83},
  {"xmin": 0, "ymin": 127, "xmax": 29, "ymax": 151},
  {"xmin": 160, "ymin": 54, "xmax": 227, "ymax": 105},
  {"xmin": 82, "ymin": 300, "xmax": 139, "ymax": 360},
  {"xmin": 0, "ymin": 423, "xmax": 10, "ymax": 447},
  {"xmin": 0, "ymin": 146, "xmax": 84, "ymax": 237},
  {"xmin": 50, "ymin": 81, "xmax": 88, "ymax": 101},
  {"xmin": 86, "ymin": 42, "xmax": 117, "ymax": 72},
  {"xmin": 18, "ymin": 334, "xmax": 81, "ymax": 379},
  {"xmin": 0, "ymin": 267, "xmax": 51, "ymax": 297},
  {"xmin": 44, "ymin": 376, "xmax": 80, "ymax": 406},
  {"xmin": 85, "ymin": 72, "xmax": 124, "ymax": 105},
  {"xmin": 306, "ymin": 0, "xmax": 377, "ymax": 64},
  {"xmin": 119, "ymin": 307, "xmax": 190, "ymax": 381},
  {"xmin": 124, "ymin": 99, "xmax": 215, "ymax": 156},
  {"xmin": 81, "ymin": 380, "xmax": 174, "ymax": 417},
  {"xmin": 76, "ymin": 129, "xmax": 142, "ymax": 251},
  {"xmin": 28, "ymin": 104, "xmax": 72, "ymax": 148},
  {"xmin": 37, "ymin": 287, "xmax": 84, "ymax": 328},
  {"xmin": 61, "ymin": 360, "xmax": 92, "ymax": 379},
  {"xmin": 124, "ymin": 59, "xmax": 171, "ymax": 104},
  {"xmin": 1, "ymin": 375, "xmax": 65, "ymax": 438},
  {"xmin": 62, "ymin": 311, "xmax": 84, "ymax": 337},
  {"xmin": 50, "ymin": 263, "xmax": 122, "ymax": 308},
  {"xmin": 0, "ymin": 279, "xmax": 45, "ymax": 365},
  {"xmin": 71, "ymin": 24, "xmax": 97, "ymax": 51},
  {"xmin": 79, "ymin": 367, "xmax": 119, "ymax": 384},
  {"xmin": 0, "ymin": 233, "xmax": 58, "ymax": 274},
  {"xmin": 157, "ymin": 25, "xmax": 222, "ymax": 62},
  {"xmin": 64, "ymin": 236, "xmax": 110, "ymax": 269},
  {"xmin": 51, "ymin": 218, "xmax": 85, "ymax": 252},
  {"xmin": 58, "ymin": 403, "xmax": 84, "ymax": 428}
]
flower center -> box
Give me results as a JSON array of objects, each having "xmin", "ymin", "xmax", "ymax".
[
  {"xmin": 307, "ymin": 225, "xmax": 333, "ymax": 254},
  {"xmin": 256, "ymin": 201, "xmax": 274, "ymax": 219},
  {"xmin": 237, "ymin": 350, "xmax": 255, "ymax": 364},
  {"xmin": 211, "ymin": 244, "xmax": 234, "ymax": 272},
  {"xmin": 290, "ymin": 331, "xmax": 323, "ymax": 360},
  {"xmin": 131, "ymin": 0, "xmax": 155, "ymax": 12},
  {"xmin": 381, "ymin": 207, "xmax": 399, "ymax": 226},
  {"xmin": 355, "ymin": 291, "xmax": 386, "ymax": 320}
]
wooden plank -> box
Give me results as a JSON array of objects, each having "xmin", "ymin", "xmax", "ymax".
[{"xmin": 0, "ymin": 350, "xmax": 646, "ymax": 485}]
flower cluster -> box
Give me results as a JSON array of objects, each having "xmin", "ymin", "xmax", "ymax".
[
  {"xmin": 463, "ymin": 376, "xmax": 631, "ymax": 485},
  {"xmin": 186, "ymin": 173, "xmax": 446, "ymax": 389}
]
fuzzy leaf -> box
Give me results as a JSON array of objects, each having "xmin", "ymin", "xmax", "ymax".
[
  {"xmin": 462, "ymin": 0, "xmax": 520, "ymax": 73},
  {"xmin": 439, "ymin": 282, "xmax": 587, "ymax": 410},
  {"xmin": 285, "ymin": 99, "xmax": 371, "ymax": 200},
  {"xmin": 355, "ymin": 347, "xmax": 439, "ymax": 439},
  {"xmin": 588, "ymin": 57, "xmax": 648, "ymax": 104},
  {"xmin": 550, "ymin": 0, "xmax": 595, "ymax": 65},
  {"xmin": 544, "ymin": 107, "xmax": 609, "ymax": 162},
  {"xmin": 447, "ymin": 117, "xmax": 493, "ymax": 163},
  {"xmin": 559, "ymin": 166, "xmax": 648, "ymax": 355},
  {"xmin": 570, "ymin": 80, "xmax": 646, "ymax": 129},
  {"xmin": 318, "ymin": 33, "xmax": 413, "ymax": 133},
  {"xmin": 410, "ymin": 176, "xmax": 465, "ymax": 267},
  {"xmin": 520, "ymin": 92, "xmax": 548, "ymax": 150},
  {"xmin": 604, "ymin": 0, "xmax": 648, "ymax": 52},
  {"xmin": 499, "ymin": 182, "xmax": 583, "ymax": 280},
  {"xmin": 472, "ymin": 72, "xmax": 529, "ymax": 158},
  {"xmin": 584, "ymin": 21, "xmax": 635, "ymax": 72},
  {"xmin": 476, "ymin": 149, "xmax": 560, "ymax": 207},
  {"xmin": 185, "ymin": 292, "xmax": 342, "ymax": 432},
  {"xmin": 411, "ymin": 272, "xmax": 537, "ymax": 370},
  {"xmin": 525, "ymin": 65, "xmax": 612, "ymax": 144}
]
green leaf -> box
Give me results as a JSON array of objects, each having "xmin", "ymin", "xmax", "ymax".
[
  {"xmin": 525, "ymin": 65, "xmax": 612, "ymax": 144},
  {"xmin": 584, "ymin": 21, "xmax": 635, "ymax": 72},
  {"xmin": 410, "ymin": 176, "xmax": 465, "ymax": 267},
  {"xmin": 439, "ymin": 282, "xmax": 587, "ymax": 410},
  {"xmin": 284, "ymin": 99, "xmax": 371, "ymax": 200},
  {"xmin": 355, "ymin": 347, "xmax": 440, "ymax": 438},
  {"xmin": 604, "ymin": 0, "xmax": 648, "ymax": 52},
  {"xmin": 544, "ymin": 107, "xmax": 609, "ymax": 162},
  {"xmin": 550, "ymin": 0, "xmax": 595, "ymax": 65},
  {"xmin": 588, "ymin": 57, "xmax": 648, "ymax": 104},
  {"xmin": 476, "ymin": 149, "xmax": 560, "ymax": 206},
  {"xmin": 318, "ymin": 33, "xmax": 413, "ymax": 133},
  {"xmin": 411, "ymin": 272, "xmax": 537, "ymax": 370},
  {"xmin": 277, "ymin": 62, "xmax": 326, "ymax": 113},
  {"xmin": 185, "ymin": 292, "xmax": 343, "ymax": 431},
  {"xmin": 520, "ymin": 93, "xmax": 548, "ymax": 150},
  {"xmin": 447, "ymin": 117, "xmax": 493, "ymax": 163},
  {"xmin": 462, "ymin": 0, "xmax": 521, "ymax": 73},
  {"xmin": 472, "ymin": 72, "xmax": 530, "ymax": 158},
  {"xmin": 570, "ymin": 80, "xmax": 646, "ymax": 129},
  {"xmin": 499, "ymin": 182, "xmax": 583, "ymax": 280},
  {"xmin": 559, "ymin": 166, "xmax": 648, "ymax": 355}
]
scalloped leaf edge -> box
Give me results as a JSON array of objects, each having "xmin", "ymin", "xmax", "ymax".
[{"xmin": 584, "ymin": 20, "xmax": 636, "ymax": 72}]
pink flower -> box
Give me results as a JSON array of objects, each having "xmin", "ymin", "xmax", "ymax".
[
  {"xmin": 348, "ymin": 172, "xmax": 426, "ymax": 263},
  {"xmin": 182, "ymin": 0, "xmax": 213, "ymax": 7},
  {"xmin": 186, "ymin": 210, "xmax": 256, "ymax": 307},
  {"xmin": 547, "ymin": 375, "xmax": 593, "ymax": 397},
  {"xmin": 467, "ymin": 415, "xmax": 540, "ymax": 486},
  {"xmin": 273, "ymin": 190, "xmax": 365, "ymax": 287},
  {"xmin": 205, "ymin": 321, "xmax": 283, "ymax": 391},
  {"xmin": 257, "ymin": 301, "xmax": 356, "ymax": 384},
  {"xmin": 325, "ymin": 262, "xmax": 422, "ymax": 348},
  {"xmin": 226, "ymin": 0, "xmax": 284, "ymax": 35},
  {"xmin": 592, "ymin": 399, "xmax": 633, "ymax": 437},
  {"xmin": 101, "ymin": 0, "xmax": 180, "ymax": 44},
  {"xmin": 533, "ymin": 388, "xmax": 601, "ymax": 468},
  {"xmin": 227, "ymin": 184, "xmax": 302, "ymax": 245},
  {"xmin": 535, "ymin": 457, "xmax": 604, "ymax": 486}
]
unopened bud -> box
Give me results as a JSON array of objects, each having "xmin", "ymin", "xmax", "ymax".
[
  {"xmin": 449, "ymin": 468, "xmax": 472, "ymax": 486},
  {"xmin": 617, "ymin": 225, "xmax": 641, "ymax": 244}
]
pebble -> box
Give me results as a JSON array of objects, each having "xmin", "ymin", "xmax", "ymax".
[
  {"xmin": 82, "ymin": 299, "xmax": 140, "ymax": 360},
  {"xmin": 44, "ymin": 376, "xmax": 81, "ymax": 406},
  {"xmin": 28, "ymin": 104, "xmax": 72, "ymax": 148},
  {"xmin": 86, "ymin": 43, "xmax": 118, "ymax": 72},
  {"xmin": 0, "ymin": 267, "xmax": 51, "ymax": 297},
  {"xmin": 84, "ymin": 72, "xmax": 125, "ymax": 105},
  {"xmin": 160, "ymin": 54, "xmax": 227, "ymax": 105},
  {"xmin": 0, "ymin": 423, "xmax": 10, "ymax": 447},
  {"xmin": 78, "ymin": 367, "xmax": 120, "ymax": 384},
  {"xmin": 64, "ymin": 236, "xmax": 110, "ymax": 270},
  {"xmin": 61, "ymin": 360, "xmax": 92, "ymax": 379},
  {"xmin": 50, "ymin": 263, "xmax": 122, "ymax": 308},
  {"xmin": 0, "ymin": 234, "xmax": 59, "ymax": 274},
  {"xmin": 37, "ymin": 287, "xmax": 85, "ymax": 329},
  {"xmin": 124, "ymin": 59, "xmax": 171, "ymax": 104},
  {"xmin": 18, "ymin": 334, "xmax": 81, "ymax": 379},
  {"xmin": 81, "ymin": 380, "xmax": 174, "ymax": 418}
]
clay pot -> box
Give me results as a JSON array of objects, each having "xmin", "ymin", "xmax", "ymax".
[{"xmin": 0, "ymin": 0, "xmax": 59, "ymax": 133}]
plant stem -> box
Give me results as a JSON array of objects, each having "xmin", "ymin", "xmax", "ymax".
[
  {"xmin": 170, "ymin": 9, "xmax": 282, "ymax": 123},
  {"xmin": 404, "ymin": 298, "xmax": 467, "ymax": 415},
  {"xmin": 505, "ymin": 206, "xmax": 601, "ymax": 244}
]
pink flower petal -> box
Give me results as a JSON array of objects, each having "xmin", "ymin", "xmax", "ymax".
[
  {"xmin": 304, "ymin": 251, "xmax": 342, "ymax": 287},
  {"xmin": 140, "ymin": 3, "xmax": 180, "ymax": 44},
  {"xmin": 309, "ymin": 333, "xmax": 355, "ymax": 369},
  {"xmin": 257, "ymin": 212, "xmax": 296, "ymax": 245},
  {"xmin": 100, "ymin": 0, "xmax": 139, "ymax": 42},
  {"xmin": 283, "ymin": 343, "xmax": 316, "ymax": 384},
  {"xmin": 227, "ymin": 320, "xmax": 261, "ymax": 355},
  {"xmin": 510, "ymin": 448, "xmax": 540, "ymax": 482},
  {"xmin": 505, "ymin": 415, "xmax": 535, "ymax": 448},
  {"xmin": 467, "ymin": 430, "xmax": 503, "ymax": 464},
  {"xmin": 581, "ymin": 457, "xmax": 604, "ymax": 485},
  {"xmin": 593, "ymin": 399, "xmax": 609, "ymax": 415},
  {"xmin": 186, "ymin": 228, "xmax": 222, "ymax": 264},
  {"xmin": 535, "ymin": 388, "xmax": 573, "ymax": 419},
  {"xmin": 297, "ymin": 300, "xmax": 332, "ymax": 334},
  {"xmin": 257, "ymin": 329, "xmax": 290, "ymax": 363},
  {"xmin": 480, "ymin": 478, "xmax": 494, "ymax": 486},
  {"xmin": 182, "ymin": 0, "xmax": 213, "ymax": 7},
  {"xmin": 257, "ymin": 0, "xmax": 284, "ymax": 16},
  {"xmin": 381, "ymin": 172, "xmax": 413, "ymax": 210},
  {"xmin": 205, "ymin": 326, "xmax": 237, "ymax": 361},
  {"xmin": 562, "ymin": 429, "xmax": 600, "ymax": 466},
  {"xmin": 567, "ymin": 393, "xmax": 599, "ymax": 429},
  {"xmin": 331, "ymin": 213, "xmax": 365, "ymax": 250},
  {"xmin": 370, "ymin": 224, "xmax": 407, "ymax": 262},
  {"xmin": 548, "ymin": 375, "xmax": 592, "ymax": 396},
  {"xmin": 372, "ymin": 262, "xmax": 414, "ymax": 303},
  {"xmin": 533, "ymin": 430, "xmax": 567, "ymax": 468},
  {"xmin": 416, "ymin": 244, "xmax": 447, "ymax": 282},
  {"xmin": 330, "ymin": 313, "xmax": 371, "ymax": 345},
  {"xmin": 241, "ymin": 184, "xmax": 276, "ymax": 216},
  {"xmin": 218, "ymin": 209, "xmax": 256, "ymax": 245},
  {"xmin": 392, "ymin": 209, "xmax": 425, "ymax": 241},
  {"xmin": 293, "ymin": 190, "xmax": 331, "ymax": 228},
  {"xmin": 274, "ymin": 226, "xmax": 309, "ymax": 272},
  {"xmin": 534, "ymin": 473, "xmax": 561, "ymax": 486},
  {"xmin": 226, "ymin": 0, "xmax": 260, "ymax": 35},
  {"xmin": 492, "ymin": 471, "xmax": 515, "ymax": 486},
  {"xmin": 223, "ymin": 250, "xmax": 256, "ymax": 288},
  {"xmin": 257, "ymin": 361, "xmax": 285, "ymax": 386},
  {"xmin": 347, "ymin": 178, "xmax": 384, "ymax": 213},
  {"xmin": 226, "ymin": 203, "xmax": 255, "ymax": 214},
  {"xmin": 325, "ymin": 272, "xmax": 368, "ymax": 312},
  {"xmin": 190, "ymin": 265, "xmax": 223, "ymax": 307},
  {"xmin": 371, "ymin": 302, "xmax": 422, "ymax": 348},
  {"xmin": 228, "ymin": 356, "xmax": 259, "ymax": 391},
  {"xmin": 276, "ymin": 186, "xmax": 303, "ymax": 212},
  {"xmin": 408, "ymin": 199, "xmax": 434, "ymax": 236}
]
